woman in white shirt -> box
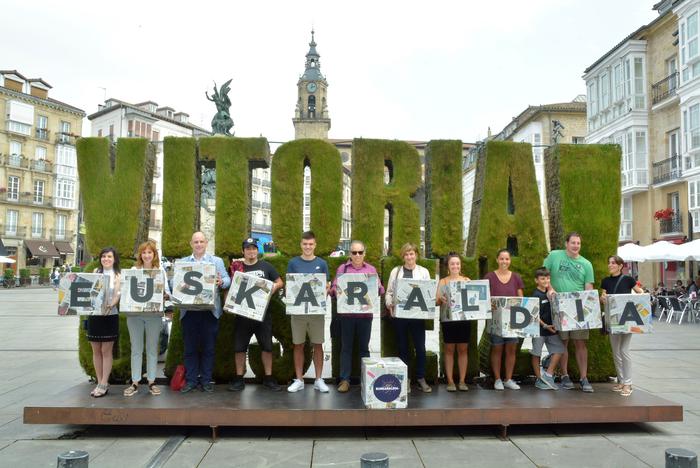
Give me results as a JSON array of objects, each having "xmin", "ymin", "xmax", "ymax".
[
  {"xmin": 87, "ymin": 247, "xmax": 121, "ymax": 398},
  {"xmin": 385, "ymin": 243, "xmax": 433, "ymax": 393}
]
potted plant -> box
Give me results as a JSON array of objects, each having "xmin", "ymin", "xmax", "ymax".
[
  {"xmin": 18, "ymin": 268, "xmax": 30, "ymax": 286},
  {"xmin": 653, "ymin": 208, "xmax": 675, "ymax": 221},
  {"xmin": 39, "ymin": 267, "xmax": 51, "ymax": 285}
]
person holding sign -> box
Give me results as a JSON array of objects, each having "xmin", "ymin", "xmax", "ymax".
[
  {"xmin": 530, "ymin": 268, "xmax": 565, "ymax": 390},
  {"xmin": 385, "ymin": 243, "xmax": 432, "ymax": 393},
  {"xmin": 436, "ymin": 253, "xmax": 471, "ymax": 392},
  {"xmin": 179, "ymin": 232, "xmax": 230, "ymax": 394},
  {"xmin": 600, "ymin": 255, "xmax": 643, "ymax": 397},
  {"xmin": 331, "ymin": 240, "xmax": 385, "ymax": 393},
  {"xmin": 87, "ymin": 247, "xmax": 122, "ymax": 398},
  {"xmin": 286, "ymin": 231, "xmax": 330, "ymax": 393},
  {"xmin": 123, "ymin": 240, "xmax": 170, "ymax": 397},
  {"xmin": 485, "ymin": 249, "xmax": 524, "ymax": 391},
  {"xmin": 544, "ymin": 232, "xmax": 595, "ymax": 393},
  {"xmin": 229, "ymin": 238, "xmax": 284, "ymax": 392}
]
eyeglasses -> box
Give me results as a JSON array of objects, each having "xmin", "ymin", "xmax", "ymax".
[{"xmin": 350, "ymin": 251, "xmax": 364, "ymax": 255}]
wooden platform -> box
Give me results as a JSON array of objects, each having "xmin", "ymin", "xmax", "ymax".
[{"xmin": 24, "ymin": 383, "xmax": 683, "ymax": 436}]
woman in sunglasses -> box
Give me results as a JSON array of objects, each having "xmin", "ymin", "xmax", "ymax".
[{"xmin": 330, "ymin": 240, "xmax": 385, "ymax": 393}]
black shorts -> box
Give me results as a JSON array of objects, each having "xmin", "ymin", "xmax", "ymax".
[
  {"xmin": 234, "ymin": 315, "xmax": 273, "ymax": 353},
  {"xmin": 441, "ymin": 320, "xmax": 471, "ymax": 344}
]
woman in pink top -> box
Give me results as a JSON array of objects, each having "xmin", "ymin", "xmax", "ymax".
[{"xmin": 485, "ymin": 249, "xmax": 524, "ymax": 391}]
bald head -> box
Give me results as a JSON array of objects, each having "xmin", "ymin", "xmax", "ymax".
[{"xmin": 191, "ymin": 231, "xmax": 208, "ymax": 257}]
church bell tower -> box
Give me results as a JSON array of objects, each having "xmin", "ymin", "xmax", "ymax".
[{"xmin": 293, "ymin": 30, "xmax": 331, "ymax": 140}]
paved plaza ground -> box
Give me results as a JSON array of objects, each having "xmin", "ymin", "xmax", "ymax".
[{"xmin": 0, "ymin": 287, "xmax": 698, "ymax": 467}]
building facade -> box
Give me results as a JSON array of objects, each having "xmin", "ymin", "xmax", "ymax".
[
  {"xmin": 88, "ymin": 99, "xmax": 210, "ymax": 253},
  {"xmin": 584, "ymin": 0, "xmax": 700, "ymax": 288},
  {"xmin": 0, "ymin": 70, "xmax": 85, "ymax": 273}
]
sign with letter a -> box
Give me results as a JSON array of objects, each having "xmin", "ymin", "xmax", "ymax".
[
  {"xmin": 491, "ymin": 296, "xmax": 540, "ymax": 338},
  {"xmin": 336, "ymin": 273, "xmax": 380, "ymax": 315},
  {"xmin": 605, "ymin": 293, "xmax": 653, "ymax": 334},
  {"xmin": 171, "ymin": 262, "xmax": 217, "ymax": 310},
  {"xmin": 446, "ymin": 280, "xmax": 491, "ymax": 321},
  {"xmin": 394, "ymin": 278, "xmax": 437, "ymax": 320},
  {"xmin": 224, "ymin": 271, "xmax": 274, "ymax": 321},
  {"xmin": 57, "ymin": 273, "xmax": 110, "ymax": 316},
  {"xmin": 285, "ymin": 273, "xmax": 327, "ymax": 315},
  {"xmin": 551, "ymin": 290, "xmax": 602, "ymax": 331},
  {"xmin": 120, "ymin": 269, "xmax": 165, "ymax": 314}
]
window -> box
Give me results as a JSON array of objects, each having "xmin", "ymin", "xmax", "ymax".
[
  {"xmin": 37, "ymin": 115, "xmax": 48, "ymax": 139},
  {"xmin": 532, "ymin": 133, "xmax": 542, "ymax": 163},
  {"xmin": 600, "ymin": 73, "xmax": 610, "ymax": 110},
  {"xmin": 33, "ymin": 180, "xmax": 44, "ymax": 204},
  {"xmin": 620, "ymin": 197, "xmax": 633, "ymax": 240},
  {"xmin": 5, "ymin": 210, "xmax": 18, "ymax": 235},
  {"xmin": 35, "ymin": 146, "xmax": 47, "ymax": 160},
  {"xmin": 97, "ymin": 129, "xmax": 102, "ymax": 137},
  {"xmin": 31, "ymin": 212, "xmax": 43, "ymax": 238},
  {"xmin": 7, "ymin": 176, "xmax": 19, "ymax": 201},
  {"xmin": 55, "ymin": 179, "xmax": 75, "ymax": 208},
  {"xmin": 10, "ymin": 141, "xmax": 21, "ymax": 156},
  {"xmin": 614, "ymin": 63, "xmax": 623, "ymax": 102},
  {"xmin": 55, "ymin": 214, "xmax": 67, "ymax": 239},
  {"xmin": 690, "ymin": 179, "xmax": 700, "ymax": 231},
  {"xmin": 685, "ymin": 104, "xmax": 700, "ymax": 152},
  {"xmin": 689, "ymin": 12, "xmax": 698, "ymax": 62},
  {"xmin": 58, "ymin": 121, "xmax": 71, "ymax": 143},
  {"xmin": 572, "ymin": 137, "xmax": 586, "ymax": 144},
  {"xmin": 634, "ymin": 58, "xmax": 645, "ymax": 109},
  {"xmin": 588, "ymin": 80, "xmax": 598, "ymax": 116}
]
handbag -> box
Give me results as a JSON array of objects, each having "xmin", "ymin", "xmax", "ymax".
[{"xmin": 169, "ymin": 364, "xmax": 186, "ymax": 391}]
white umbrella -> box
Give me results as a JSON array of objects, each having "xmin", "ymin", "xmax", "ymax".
[
  {"xmin": 0, "ymin": 256, "xmax": 16, "ymax": 264},
  {"xmin": 641, "ymin": 240, "xmax": 686, "ymax": 262},
  {"xmin": 675, "ymin": 239, "xmax": 700, "ymax": 261},
  {"xmin": 617, "ymin": 243, "xmax": 647, "ymax": 262}
]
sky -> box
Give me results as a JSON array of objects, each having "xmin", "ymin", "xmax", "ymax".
[{"xmin": 4, "ymin": 0, "xmax": 658, "ymax": 144}]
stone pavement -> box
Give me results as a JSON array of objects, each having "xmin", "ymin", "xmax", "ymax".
[{"xmin": 0, "ymin": 287, "xmax": 698, "ymax": 467}]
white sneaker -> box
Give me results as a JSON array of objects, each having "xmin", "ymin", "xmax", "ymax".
[
  {"xmin": 314, "ymin": 378, "xmax": 329, "ymax": 393},
  {"xmin": 287, "ymin": 379, "xmax": 304, "ymax": 393},
  {"xmin": 504, "ymin": 379, "xmax": 521, "ymax": 390},
  {"xmin": 494, "ymin": 379, "xmax": 504, "ymax": 390}
]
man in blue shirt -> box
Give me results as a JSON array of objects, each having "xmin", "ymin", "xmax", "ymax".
[
  {"xmin": 179, "ymin": 232, "xmax": 231, "ymax": 393},
  {"xmin": 286, "ymin": 231, "xmax": 330, "ymax": 393}
]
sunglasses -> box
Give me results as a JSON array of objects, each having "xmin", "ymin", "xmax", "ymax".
[{"xmin": 350, "ymin": 251, "xmax": 364, "ymax": 255}]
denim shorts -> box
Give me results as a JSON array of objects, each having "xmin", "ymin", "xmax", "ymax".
[{"xmin": 489, "ymin": 333, "xmax": 519, "ymax": 346}]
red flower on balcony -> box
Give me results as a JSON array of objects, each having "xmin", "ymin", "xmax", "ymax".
[{"xmin": 654, "ymin": 208, "xmax": 675, "ymax": 221}]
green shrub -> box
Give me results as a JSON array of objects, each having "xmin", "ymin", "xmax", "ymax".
[
  {"xmin": 545, "ymin": 143, "xmax": 621, "ymax": 381},
  {"xmin": 71, "ymin": 266, "xmax": 82, "ymax": 272},
  {"xmin": 161, "ymin": 137, "xmax": 198, "ymax": 258},
  {"xmin": 351, "ymin": 139, "xmax": 421, "ymax": 263},
  {"xmin": 76, "ymin": 138, "xmax": 151, "ymax": 258},
  {"xmin": 271, "ymin": 139, "xmax": 343, "ymax": 256},
  {"xmin": 39, "ymin": 268, "xmax": 51, "ymax": 278},
  {"xmin": 18, "ymin": 268, "xmax": 30, "ymax": 279},
  {"xmin": 425, "ymin": 140, "xmax": 464, "ymax": 256},
  {"xmin": 4, "ymin": 269, "xmax": 14, "ymax": 279}
]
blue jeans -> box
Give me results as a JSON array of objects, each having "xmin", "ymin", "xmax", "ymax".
[
  {"xmin": 340, "ymin": 316, "xmax": 372, "ymax": 381},
  {"xmin": 126, "ymin": 315, "xmax": 163, "ymax": 383},
  {"xmin": 181, "ymin": 311, "xmax": 219, "ymax": 386},
  {"xmin": 392, "ymin": 317, "xmax": 426, "ymax": 379}
]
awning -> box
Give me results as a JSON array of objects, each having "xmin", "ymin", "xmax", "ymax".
[
  {"xmin": 24, "ymin": 240, "xmax": 60, "ymax": 257},
  {"xmin": 0, "ymin": 239, "xmax": 7, "ymax": 256},
  {"xmin": 53, "ymin": 241, "xmax": 74, "ymax": 254}
]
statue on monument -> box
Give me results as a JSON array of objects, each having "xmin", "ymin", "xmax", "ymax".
[{"xmin": 205, "ymin": 79, "xmax": 234, "ymax": 135}]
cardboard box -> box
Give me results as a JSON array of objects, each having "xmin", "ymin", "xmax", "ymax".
[
  {"xmin": 336, "ymin": 273, "xmax": 380, "ymax": 315},
  {"xmin": 224, "ymin": 271, "xmax": 274, "ymax": 322},
  {"xmin": 446, "ymin": 279, "xmax": 491, "ymax": 321},
  {"xmin": 285, "ymin": 273, "xmax": 327, "ymax": 315},
  {"xmin": 394, "ymin": 278, "xmax": 437, "ymax": 320},
  {"xmin": 491, "ymin": 296, "xmax": 540, "ymax": 338},
  {"xmin": 361, "ymin": 357, "xmax": 408, "ymax": 409},
  {"xmin": 551, "ymin": 290, "xmax": 602, "ymax": 331},
  {"xmin": 120, "ymin": 269, "xmax": 165, "ymax": 314},
  {"xmin": 605, "ymin": 293, "xmax": 653, "ymax": 334},
  {"xmin": 170, "ymin": 262, "xmax": 217, "ymax": 310},
  {"xmin": 57, "ymin": 273, "xmax": 110, "ymax": 316}
]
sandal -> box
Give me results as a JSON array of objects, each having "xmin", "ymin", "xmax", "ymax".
[
  {"xmin": 123, "ymin": 383, "xmax": 138, "ymax": 397},
  {"xmin": 620, "ymin": 385, "xmax": 633, "ymax": 397},
  {"xmin": 94, "ymin": 384, "xmax": 109, "ymax": 398},
  {"xmin": 612, "ymin": 384, "xmax": 623, "ymax": 392},
  {"xmin": 148, "ymin": 383, "xmax": 161, "ymax": 396},
  {"xmin": 90, "ymin": 385, "xmax": 99, "ymax": 397}
]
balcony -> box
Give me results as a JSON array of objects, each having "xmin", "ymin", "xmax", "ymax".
[
  {"xmin": 652, "ymin": 155, "xmax": 682, "ymax": 185},
  {"xmin": 252, "ymin": 200, "xmax": 271, "ymax": 210},
  {"xmin": 35, "ymin": 128, "xmax": 50, "ymax": 141},
  {"xmin": 252, "ymin": 223, "xmax": 271, "ymax": 233},
  {"xmin": 151, "ymin": 194, "xmax": 162, "ymax": 205},
  {"xmin": 30, "ymin": 159, "xmax": 52, "ymax": 173},
  {"xmin": 660, "ymin": 213, "xmax": 683, "ymax": 235},
  {"xmin": 149, "ymin": 220, "xmax": 162, "ymax": 230},
  {"xmin": 0, "ymin": 225, "xmax": 27, "ymax": 238},
  {"xmin": 153, "ymin": 166, "xmax": 162, "ymax": 178},
  {"xmin": 252, "ymin": 177, "xmax": 271, "ymax": 187},
  {"xmin": 55, "ymin": 132, "xmax": 76, "ymax": 146},
  {"xmin": 3, "ymin": 193, "xmax": 74, "ymax": 210},
  {"xmin": 51, "ymin": 229, "xmax": 74, "ymax": 241},
  {"xmin": 652, "ymin": 72, "xmax": 679, "ymax": 105},
  {"xmin": 1, "ymin": 153, "xmax": 29, "ymax": 169}
]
